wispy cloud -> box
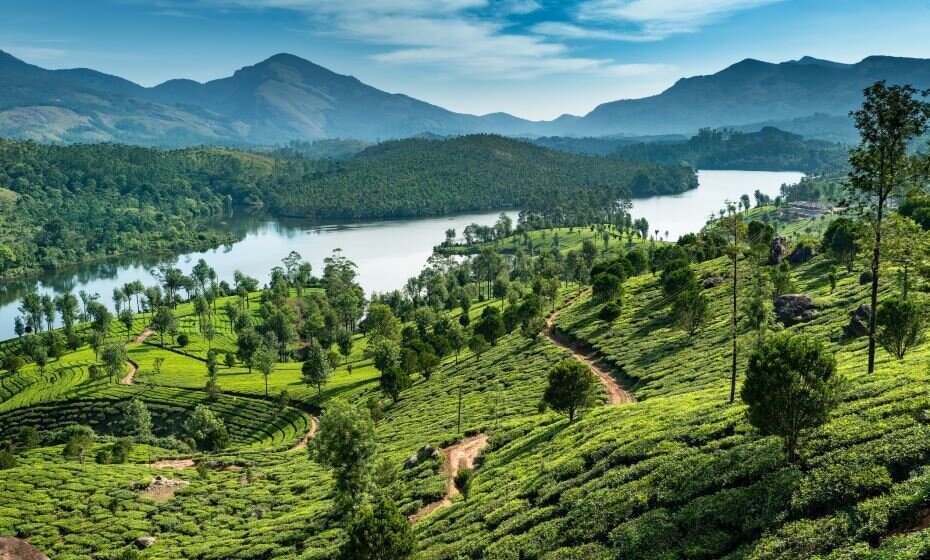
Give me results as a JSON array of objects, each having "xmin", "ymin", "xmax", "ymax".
[
  {"xmin": 571, "ymin": 0, "xmax": 785, "ymax": 41},
  {"xmin": 193, "ymin": 0, "xmax": 673, "ymax": 79}
]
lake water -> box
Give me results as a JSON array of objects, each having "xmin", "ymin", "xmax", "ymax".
[{"xmin": 0, "ymin": 169, "xmax": 802, "ymax": 340}]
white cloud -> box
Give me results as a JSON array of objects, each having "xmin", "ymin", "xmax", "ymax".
[
  {"xmin": 194, "ymin": 0, "xmax": 671, "ymax": 80},
  {"xmin": 574, "ymin": 0, "xmax": 785, "ymax": 40}
]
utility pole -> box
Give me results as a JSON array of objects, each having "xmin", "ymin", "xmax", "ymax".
[{"xmin": 456, "ymin": 385, "xmax": 463, "ymax": 434}]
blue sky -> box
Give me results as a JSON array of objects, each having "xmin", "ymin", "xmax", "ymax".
[{"xmin": 3, "ymin": 0, "xmax": 929, "ymax": 120}]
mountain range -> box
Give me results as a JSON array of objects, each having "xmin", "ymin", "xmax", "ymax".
[{"xmin": 1, "ymin": 51, "xmax": 928, "ymax": 146}]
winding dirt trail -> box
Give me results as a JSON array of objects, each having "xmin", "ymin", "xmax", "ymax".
[
  {"xmin": 289, "ymin": 416, "xmax": 319, "ymax": 451},
  {"xmin": 121, "ymin": 328, "xmax": 154, "ymax": 385},
  {"xmin": 410, "ymin": 434, "xmax": 488, "ymax": 523},
  {"xmin": 544, "ymin": 289, "xmax": 634, "ymax": 405}
]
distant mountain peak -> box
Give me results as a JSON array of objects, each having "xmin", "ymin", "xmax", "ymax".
[{"xmin": 786, "ymin": 56, "xmax": 852, "ymax": 68}]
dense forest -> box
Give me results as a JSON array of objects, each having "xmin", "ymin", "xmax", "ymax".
[
  {"xmin": 613, "ymin": 127, "xmax": 849, "ymax": 173},
  {"xmin": 0, "ymin": 135, "xmax": 696, "ymax": 278},
  {"xmin": 264, "ymin": 134, "xmax": 697, "ymax": 219}
]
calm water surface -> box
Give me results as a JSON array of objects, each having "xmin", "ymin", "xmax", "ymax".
[{"xmin": 0, "ymin": 169, "xmax": 802, "ymax": 340}]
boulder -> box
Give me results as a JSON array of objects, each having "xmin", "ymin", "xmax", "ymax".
[
  {"xmin": 775, "ymin": 294, "xmax": 817, "ymax": 325},
  {"xmin": 769, "ymin": 236, "xmax": 790, "ymax": 265},
  {"xmin": 0, "ymin": 538, "xmax": 49, "ymax": 560},
  {"xmin": 844, "ymin": 304, "xmax": 871, "ymax": 338},
  {"xmin": 134, "ymin": 536, "xmax": 156, "ymax": 550},
  {"xmin": 702, "ymin": 275, "xmax": 724, "ymax": 289}
]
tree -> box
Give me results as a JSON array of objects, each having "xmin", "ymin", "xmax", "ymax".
[
  {"xmin": 310, "ymin": 399, "xmax": 377, "ymax": 514},
  {"xmin": 543, "ymin": 359, "xmax": 598, "ymax": 422},
  {"xmin": 770, "ymin": 261, "xmax": 794, "ymax": 297},
  {"xmin": 720, "ymin": 212, "xmax": 748, "ymax": 403},
  {"xmin": 592, "ymin": 273, "xmax": 623, "ymax": 303},
  {"xmin": 468, "ymin": 334, "xmax": 489, "ymax": 360},
  {"xmin": 821, "ymin": 217, "xmax": 860, "ymax": 272},
  {"xmin": 876, "ymin": 296, "xmax": 927, "ymax": 360},
  {"xmin": 236, "ymin": 328, "xmax": 262, "ymax": 373},
  {"xmin": 339, "ymin": 495, "xmax": 415, "ymax": 560},
  {"xmin": 100, "ymin": 342, "xmax": 127, "ymax": 383},
  {"xmin": 253, "ymin": 343, "xmax": 277, "ymax": 397},
  {"xmin": 123, "ymin": 399, "xmax": 152, "ymax": 440},
  {"xmin": 475, "ymin": 306, "xmax": 506, "ymax": 345},
  {"xmin": 63, "ymin": 432, "xmax": 95, "ymax": 464},
  {"xmin": 302, "ymin": 340, "xmax": 332, "ymax": 401},
  {"xmin": 743, "ymin": 269, "xmax": 775, "ymax": 339},
  {"xmin": 418, "ymin": 351, "xmax": 440, "ymax": 381},
  {"xmin": 848, "ymin": 81, "xmax": 930, "ymax": 374},
  {"xmin": 673, "ymin": 288, "xmax": 708, "ymax": 336},
  {"xmin": 185, "ymin": 405, "xmax": 230, "ymax": 451},
  {"xmin": 337, "ymin": 330, "xmax": 355, "ymax": 364},
  {"xmin": 151, "ymin": 306, "xmax": 178, "ymax": 348},
  {"xmin": 881, "ymin": 214, "xmax": 929, "ymax": 298},
  {"xmin": 369, "ymin": 338, "xmax": 401, "ymax": 374},
  {"xmin": 741, "ymin": 332, "xmax": 844, "ymax": 462},
  {"xmin": 380, "ymin": 367, "xmax": 411, "ymax": 402}
]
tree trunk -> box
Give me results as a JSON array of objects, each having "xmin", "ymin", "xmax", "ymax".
[
  {"xmin": 730, "ymin": 254, "xmax": 738, "ymax": 403},
  {"xmin": 867, "ymin": 198, "xmax": 884, "ymax": 374}
]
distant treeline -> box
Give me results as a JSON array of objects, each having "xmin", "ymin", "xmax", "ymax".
[
  {"xmin": 0, "ymin": 134, "xmax": 696, "ymax": 278},
  {"xmin": 612, "ymin": 127, "xmax": 849, "ymax": 173}
]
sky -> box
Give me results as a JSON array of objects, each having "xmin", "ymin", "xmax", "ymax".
[{"xmin": 2, "ymin": 0, "xmax": 929, "ymax": 120}]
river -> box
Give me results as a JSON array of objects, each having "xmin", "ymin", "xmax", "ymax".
[{"xmin": 0, "ymin": 169, "xmax": 802, "ymax": 340}]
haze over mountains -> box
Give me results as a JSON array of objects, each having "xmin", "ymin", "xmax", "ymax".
[{"xmin": 1, "ymin": 50, "xmax": 928, "ymax": 146}]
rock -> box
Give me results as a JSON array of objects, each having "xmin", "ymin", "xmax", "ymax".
[
  {"xmin": 702, "ymin": 275, "xmax": 723, "ymax": 288},
  {"xmin": 860, "ymin": 270, "xmax": 873, "ymax": 285},
  {"xmin": 134, "ymin": 536, "xmax": 156, "ymax": 550},
  {"xmin": 775, "ymin": 294, "xmax": 817, "ymax": 325},
  {"xmin": 769, "ymin": 236, "xmax": 790, "ymax": 265},
  {"xmin": 403, "ymin": 453, "xmax": 419, "ymax": 470},
  {"xmin": 844, "ymin": 304, "xmax": 871, "ymax": 338},
  {"xmin": 253, "ymin": 507, "xmax": 265, "ymax": 519},
  {"xmin": 0, "ymin": 538, "xmax": 49, "ymax": 560},
  {"xmin": 789, "ymin": 243, "xmax": 816, "ymax": 264}
]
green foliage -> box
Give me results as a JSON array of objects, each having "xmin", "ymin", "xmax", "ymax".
[
  {"xmin": 123, "ymin": 399, "xmax": 152, "ymax": 440},
  {"xmin": 592, "ymin": 273, "xmax": 623, "ymax": 303},
  {"xmin": 877, "ymin": 296, "xmax": 928, "ymax": 359},
  {"xmin": 598, "ymin": 301, "xmax": 622, "ymax": 323},
  {"xmin": 822, "ymin": 217, "xmax": 860, "ymax": 271},
  {"xmin": 185, "ymin": 404, "xmax": 230, "ymax": 451},
  {"xmin": 543, "ymin": 359, "xmax": 599, "ymax": 422},
  {"xmin": 380, "ymin": 368, "xmax": 412, "ymax": 403},
  {"xmin": 340, "ymin": 495, "xmax": 415, "ymax": 560},
  {"xmin": 475, "ymin": 306, "xmax": 506, "ymax": 345},
  {"xmin": 0, "ymin": 450, "xmax": 16, "ymax": 470},
  {"xmin": 454, "ymin": 467, "xmax": 475, "ymax": 500},
  {"xmin": 673, "ymin": 288, "xmax": 709, "ymax": 336},
  {"xmin": 302, "ymin": 339, "xmax": 333, "ymax": 400},
  {"xmin": 311, "ymin": 399, "xmax": 377, "ymax": 514},
  {"xmin": 741, "ymin": 332, "xmax": 844, "ymax": 461}
]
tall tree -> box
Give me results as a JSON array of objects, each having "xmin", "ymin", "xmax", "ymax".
[
  {"xmin": 848, "ymin": 81, "xmax": 930, "ymax": 373},
  {"xmin": 719, "ymin": 212, "xmax": 747, "ymax": 402},
  {"xmin": 310, "ymin": 399, "xmax": 377, "ymax": 514},
  {"xmin": 543, "ymin": 359, "xmax": 598, "ymax": 422},
  {"xmin": 302, "ymin": 339, "xmax": 332, "ymax": 402}
]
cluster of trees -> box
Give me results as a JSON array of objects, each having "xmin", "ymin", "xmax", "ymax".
[{"xmin": 613, "ymin": 126, "xmax": 849, "ymax": 173}]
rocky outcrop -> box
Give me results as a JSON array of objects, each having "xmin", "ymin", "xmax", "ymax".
[
  {"xmin": 775, "ymin": 294, "xmax": 817, "ymax": 325},
  {"xmin": 404, "ymin": 445, "xmax": 440, "ymax": 469},
  {"xmin": 0, "ymin": 538, "xmax": 49, "ymax": 560},
  {"xmin": 702, "ymin": 275, "xmax": 724, "ymax": 288},
  {"xmin": 769, "ymin": 237, "xmax": 790, "ymax": 265},
  {"xmin": 844, "ymin": 304, "xmax": 871, "ymax": 338}
]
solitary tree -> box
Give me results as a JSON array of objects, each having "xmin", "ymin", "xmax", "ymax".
[
  {"xmin": 151, "ymin": 306, "xmax": 178, "ymax": 348},
  {"xmin": 543, "ymin": 359, "xmax": 598, "ymax": 422},
  {"xmin": 741, "ymin": 332, "xmax": 844, "ymax": 462},
  {"xmin": 253, "ymin": 343, "xmax": 277, "ymax": 397},
  {"xmin": 673, "ymin": 288, "xmax": 708, "ymax": 336},
  {"xmin": 310, "ymin": 399, "xmax": 377, "ymax": 514},
  {"xmin": 380, "ymin": 367, "xmax": 411, "ymax": 403},
  {"xmin": 123, "ymin": 399, "xmax": 152, "ymax": 440},
  {"xmin": 302, "ymin": 339, "xmax": 332, "ymax": 402},
  {"xmin": 339, "ymin": 495, "xmax": 415, "ymax": 560},
  {"xmin": 876, "ymin": 296, "xmax": 927, "ymax": 360},
  {"xmin": 185, "ymin": 404, "xmax": 230, "ymax": 451},
  {"xmin": 821, "ymin": 217, "xmax": 860, "ymax": 272},
  {"xmin": 848, "ymin": 81, "xmax": 930, "ymax": 374}
]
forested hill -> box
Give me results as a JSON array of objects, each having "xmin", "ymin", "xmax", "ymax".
[
  {"xmin": 612, "ymin": 127, "xmax": 849, "ymax": 173},
  {"xmin": 0, "ymin": 135, "xmax": 695, "ymax": 278},
  {"xmin": 265, "ymin": 134, "xmax": 697, "ymax": 219}
]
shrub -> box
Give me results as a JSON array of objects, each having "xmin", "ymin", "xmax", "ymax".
[
  {"xmin": 177, "ymin": 334, "xmax": 190, "ymax": 347},
  {"xmin": 876, "ymin": 296, "xmax": 927, "ymax": 360},
  {"xmin": 0, "ymin": 450, "xmax": 16, "ymax": 470},
  {"xmin": 598, "ymin": 301, "xmax": 622, "ymax": 322},
  {"xmin": 454, "ymin": 467, "xmax": 475, "ymax": 499}
]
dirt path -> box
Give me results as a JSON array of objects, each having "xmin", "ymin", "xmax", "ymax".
[
  {"xmin": 544, "ymin": 289, "xmax": 634, "ymax": 405},
  {"xmin": 410, "ymin": 434, "xmax": 488, "ymax": 522},
  {"xmin": 289, "ymin": 416, "xmax": 319, "ymax": 451},
  {"xmin": 149, "ymin": 458, "xmax": 196, "ymax": 469},
  {"xmin": 122, "ymin": 329, "xmax": 154, "ymax": 385}
]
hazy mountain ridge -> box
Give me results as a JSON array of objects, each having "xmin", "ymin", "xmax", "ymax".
[{"xmin": 0, "ymin": 50, "xmax": 928, "ymax": 145}]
